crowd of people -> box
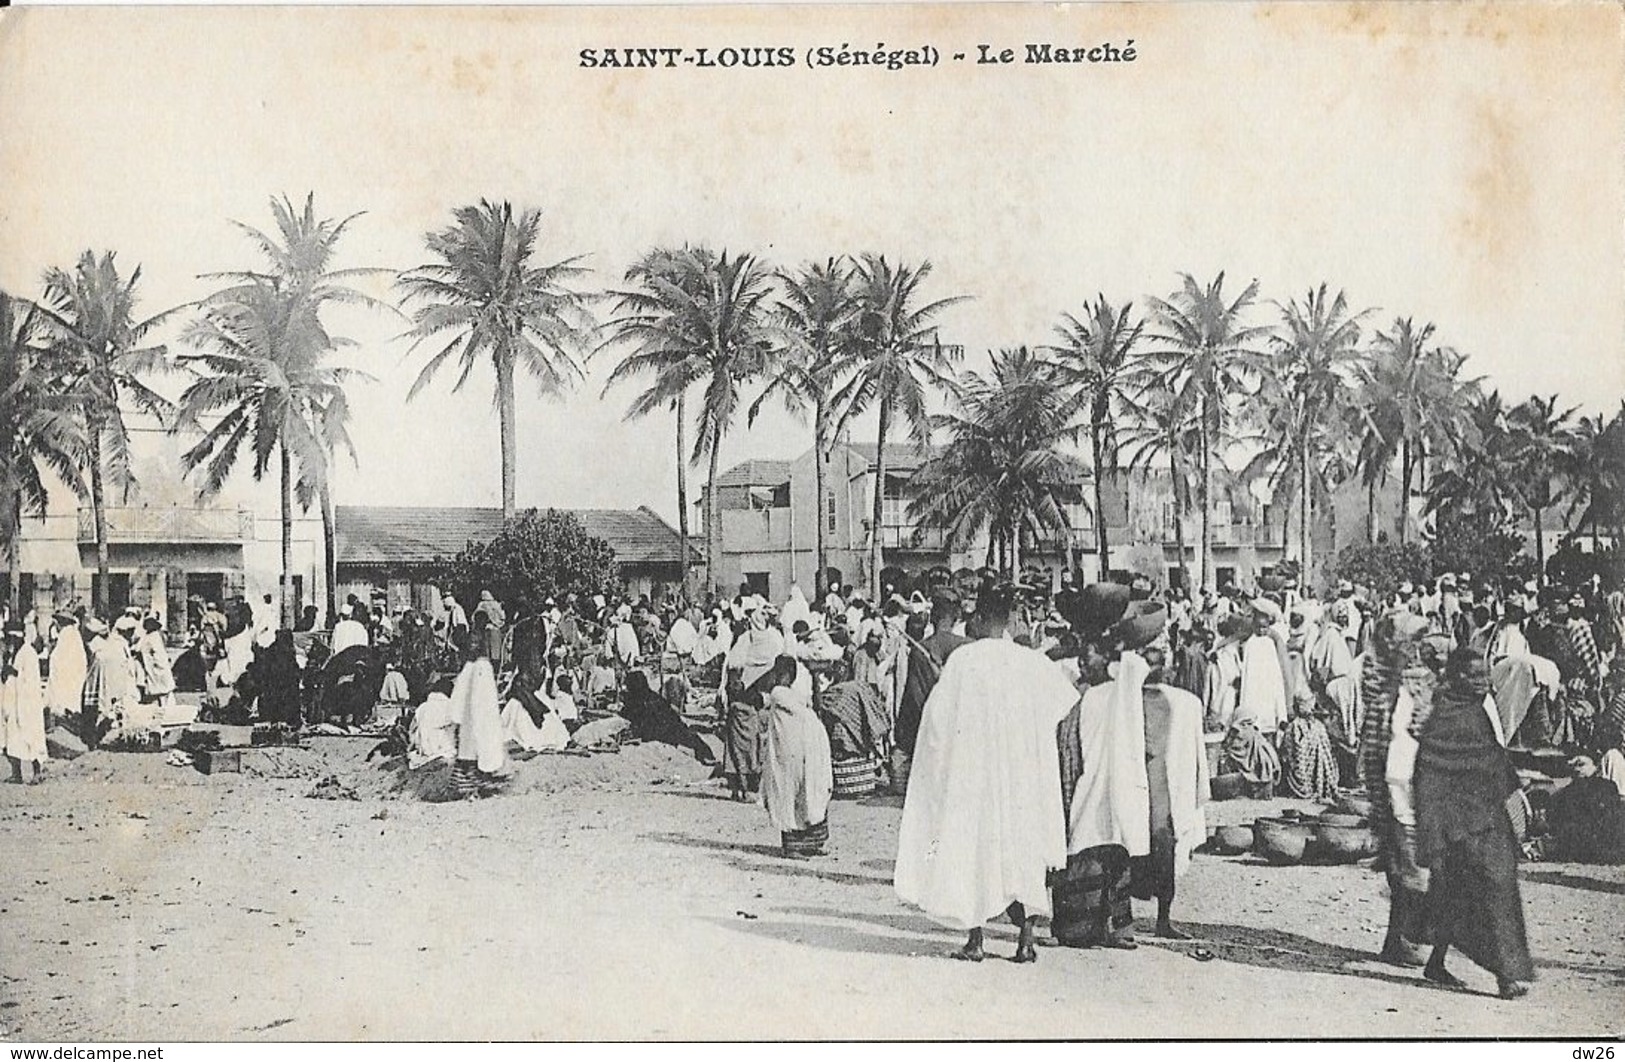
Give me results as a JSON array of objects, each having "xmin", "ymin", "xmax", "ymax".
[{"xmin": 5, "ymin": 558, "xmax": 1622, "ymax": 1001}]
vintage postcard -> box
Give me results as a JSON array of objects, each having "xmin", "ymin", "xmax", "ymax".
[{"xmin": 0, "ymin": 0, "xmax": 1621, "ymax": 1045}]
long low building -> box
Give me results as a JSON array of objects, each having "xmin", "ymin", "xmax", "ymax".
[{"xmin": 333, "ymin": 504, "xmax": 696, "ymax": 612}]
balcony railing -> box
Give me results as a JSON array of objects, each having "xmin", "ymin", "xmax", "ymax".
[
  {"xmin": 879, "ymin": 524, "xmax": 948, "ymax": 551},
  {"xmin": 78, "ymin": 506, "xmax": 255, "ymax": 544}
]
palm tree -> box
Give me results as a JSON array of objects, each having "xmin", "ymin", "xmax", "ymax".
[
  {"xmin": 1244, "ymin": 285, "xmax": 1366, "ymax": 583},
  {"xmin": 1358, "ymin": 318, "xmax": 1479, "ymax": 545},
  {"xmin": 1119, "ymin": 386, "xmax": 1198, "ymax": 591},
  {"xmin": 1043, "ymin": 295, "xmax": 1145, "ymax": 579},
  {"xmin": 1, "ymin": 294, "xmax": 86, "ymax": 614},
  {"xmin": 833, "ymin": 255, "xmax": 968, "ymax": 599},
  {"xmin": 174, "ymin": 282, "xmax": 364, "ymax": 627},
  {"xmin": 602, "ymin": 246, "xmax": 778, "ymax": 595},
  {"xmin": 207, "ymin": 193, "xmax": 394, "ymax": 625},
  {"xmin": 35, "ymin": 252, "xmax": 175, "ymax": 619},
  {"xmin": 1425, "ymin": 389, "xmax": 1520, "ymax": 527},
  {"xmin": 1146, "ymin": 273, "xmax": 1271, "ymax": 592},
  {"xmin": 398, "ymin": 200, "xmax": 596, "ymax": 520},
  {"xmin": 910, "ymin": 347, "xmax": 1084, "ymax": 574},
  {"xmin": 751, "ymin": 258, "xmax": 860, "ymax": 597},
  {"xmin": 1565, "ymin": 404, "xmax": 1625, "ymax": 552},
  {"xmin": 1508, "ymin": 394, "xmax": 1578, "ymax": 582}
]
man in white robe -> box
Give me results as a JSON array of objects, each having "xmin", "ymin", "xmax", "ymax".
[
  {"xmin": 894, "ymin": 583, "xmax": 1079, "ymax": 963},
  {"xmin": 3, "ymin": 623, "xmax": 49, "ymax": 783},
  {"xmin": 45, "ymin": 616, "xmax": 88, "ymax": 722},
  {"xmin": 1237, "ymin": 605, "xmax": 1289, "ymax": 737}
]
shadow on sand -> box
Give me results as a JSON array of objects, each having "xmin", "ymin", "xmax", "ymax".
[
  {"xmin": 642, "ymin": 830, "xmax": 895, "ymax": 887},
  {"xmin": 1521, "ymin": 868, "xmax": 1625, "ymax": 896}
]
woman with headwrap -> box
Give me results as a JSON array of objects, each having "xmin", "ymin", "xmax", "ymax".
[
  {"xmin": 761, "ymin": 655, "xmax": 833, "ymax": 857},
  {"xmin": 722, "ymin": 607, "xmax": 783, "ymax": 801},
  {"xmin": 1278, "ymin": 604, "xmax": 1341, "ymax": 801},
  {"xmin": 1359, "ymin": 609, "xmax": 1438, "ymax": 966},
  {"xmin": 446, "ymin": 611, "xmax": 509, "ymax": 798},
  {"xmin": 1415, "ymin": 644, "xmax": 1534, "ymax": 999}
]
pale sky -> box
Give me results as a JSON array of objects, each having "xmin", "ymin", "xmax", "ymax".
[{"xmin": 2, "ymin": 2, "xmax": 1621, "ymax": 526}]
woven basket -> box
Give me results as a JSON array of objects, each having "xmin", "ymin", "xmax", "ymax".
[{"xmin": 832, "ymin": 754, "xmax": 881, "ymax": 798}]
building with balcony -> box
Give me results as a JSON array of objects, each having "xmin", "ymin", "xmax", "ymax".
[
  {"xmin": 6, "ymin": 420, "xmax": 324, "ymax": 634},
  {"xmin": 703, "ymin": 441, "xmax": 1398, "ymax": 599}
]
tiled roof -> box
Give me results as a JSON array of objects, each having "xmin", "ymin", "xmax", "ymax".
[
  {"xmin": 335, "ymin": 505, "xmax": 696, "ymax": 567},
  {"xmin": 845, "ymin": 442, "xmax": 941, "ymax": 472},
  {"xmin": 712, "ymin": 458, "xmax": 794, "ymax": 488}
]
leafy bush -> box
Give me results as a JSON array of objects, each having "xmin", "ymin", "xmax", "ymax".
[
  {"xmin": 438, "ymin": 508, "xmax": 619, "ymax": 614},
  {"xmin": 1427, "ymin": 507, "xmax": 1528, "ymax": 588},
  {"xmin": 1332, "ymin": 540, "xmax": 1433, "ymax": 599}
]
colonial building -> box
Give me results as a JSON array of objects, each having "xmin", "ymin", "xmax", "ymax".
[
  {"xmin": 333, "ymin": 504, "xmax": 696, "ymax": 611},
  {"xmin": 703, "ymin": 441, "xmax": 1403, "ymax": 598},
  {"xmin": 6, "ymin": 418, "xmax": 324, "ymax": 634}
]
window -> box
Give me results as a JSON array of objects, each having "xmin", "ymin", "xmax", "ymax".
[
  {"xmin": 1216, "ymin": 566, "xmax": 1237, "ymax": 590},
  {"xmin": 1167, "ymin": 566, "xmax": 1185, "ymax": 589},
  {"xmin": 826, "ymin": 491, "xmax": 837, "ymax": 535},
  {"xmin": 743, "ymin": 571, "xmax": 770, "ymax": 598}
]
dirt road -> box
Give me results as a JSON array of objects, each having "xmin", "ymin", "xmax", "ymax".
[{"xmin": 1, "ymin": 740, "xmax": 1620, "ymax": 1040}]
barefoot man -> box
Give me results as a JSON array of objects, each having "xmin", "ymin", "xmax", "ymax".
[{"xmin": 894, "ymin": 582, "xmax": 1080, "ymax": 964}]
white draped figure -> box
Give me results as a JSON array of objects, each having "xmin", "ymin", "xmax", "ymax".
[
  {"xmin": 2, "ymin": 639, "xmax": 49, "ymax": 766},
  {"xmin": 448, "ymin": 657, "xmax": 508, "ymax": 775},
  {"xmin": 761, "ymin": 662, "xmax": 833, "ymax": 836},
  {"xmin": 1237, "ymin": 631, "xmax": 1289, "ymax": 735},
  {"xmin": 894, "ymin": 638, "xmax": 1078, "ymax": 930},
  {"xmin": 44, "ymin": 622, "xmax": 88, "ymax": 719},
  {"xmin": 1068, "ymin": 652, "xmax": 1152, "ymax": 859}
]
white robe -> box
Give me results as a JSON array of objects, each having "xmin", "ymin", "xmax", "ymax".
[
  {"xmin": 44, "ymin": 625, "xmax": 87, "ymax": 717},
  {"xmin": 665, "ymin": 617, "xmax": 698, "ymax": 657},
  {"xmin": 500, "ymin": 698, "xmax": 570, "ymax": 752},
  {"xmin": 780, "ymin": 586, "xmax": 811, "ymax": 632},
  {"xmin": 408, "ymin": 691, "xmax": 458, "ymax": 768},
  {"xmin": 1147, "ymin": 683, "xmax": 1210, "ymax": 876},
  {"xmin": 762, "ymin": 664, "xmax": 833, "ymax": 834},
  {"xmin": 894, "ymin": 639, "xmax": 1078, "ymax": 930},
  {"xmin": 1069, "ymin": 653, "xmax": 1152, "ymax": 858},
  {"xmin": 330, "ymin": 619, "xmax": 370, "ymax": 656},
  {"xmin": 448, "ymin": 658, "xmax": 508, "ymax": 774},
  {"xmin": 2, "ymin": 643, "xmax": 48, "ymax": 763},
  {"xmin": 1237, "ymin": 634, "xmax": 1289, "ymax": 735}
]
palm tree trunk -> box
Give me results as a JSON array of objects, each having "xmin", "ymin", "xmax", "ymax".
[
  {"xmin": 1199, "ymin": 395, "xmax": 1214, "ymax": 593},
  {"xmin": 870, "ymin": 398, "xmax": 891, "ymax": 600},
  {"xmin": 320, "ymin": 478, "xmax": 337, "ymax": 628},
  {"xmin": 88, "ymin": 425, "xmax": 110, "ymax": 619},
  {"xmin": 1534, "ymin": 503, "xmax": 1546, "ymax": 584},
  {"xmin": 7, "ymin": 499, "xmax": 20, "ymax": 617},
  {"xmin": 1092, "ymin": 417, "xmax": 1110, "ymax": 580},
  {"xmin": 280, "ymin": 443, "xmax": 293, "ymax": 630},
  {"xmin": 1367, "ymin": 477, "xmax": 1378, "ymax": 544},
  {"xmin": 1010, "ymin": 521, "xmax": 1021, "ymax": 576},
  {"xmin": 675, "ymin": 390, "xmax": 691, "ymax": 601},
  {"xmin": 1399, "ymin": 439, "xmax": 1413, "ymax": 545},
  {"xmin": 813, "ymin": 399, "xmax": 829, "ymax": 599},
  {"xmin": 497, "ymin": 354, "xmax": 517, "ymax": 521},
  {"xmin": 705, "ymin": 421, "xmax": 722, "ymax": 598},
  {"xmin": 1300, "ymin": 441, "xmax": 1312, "ymax": 578},
  {"xmin": 1172, "ymin": 447, "xmax": 1189, "ymax": 591}
]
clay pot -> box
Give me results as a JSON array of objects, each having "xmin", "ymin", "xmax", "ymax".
[
  {"xmin": 1315, "ymin": 812, "xmax": 1366, "ymax": 829},
  {"xmin": 1254, "ymin": 817, "xmax": 1314, "ymax": 864},
  {"xmin": 1333, "ymin": 789, "xmax": 1375, "ymax": 819},
  {"xmin": 1213, "ymin": 824, "xmax": 1254, "ymax": 854},
  {"xmin": 1210, "ymin": 772, "xmax": 1246, "ymax": 801},
  {"xmin": 1316, "ymin": 821, "xmax": 1379, "ymax": 861}
]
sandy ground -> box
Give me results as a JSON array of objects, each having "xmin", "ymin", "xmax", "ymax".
[{"xmin": 0, "ymin": 739, "xmax": 1621, "ymax": 1042}]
